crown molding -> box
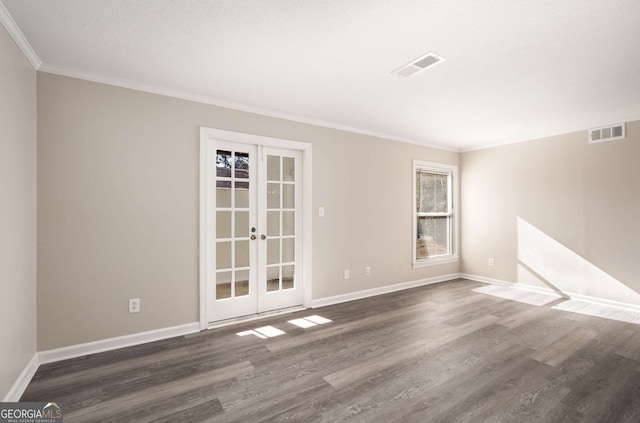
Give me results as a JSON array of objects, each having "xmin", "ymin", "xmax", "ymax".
[
  {"xmin": 0, "ymin": 2, "xmax": 458, "ymax": 154},
  {"xmin": 37, "ymin": 63, "xmax": 460, "ymax": 153},
  {"xmin": 460, "ymin": 115, "xmax": 640, "ymax": 153},
  {"xmin": 0, "ymin": 1, "xmax": 41, "ymax": 69}
]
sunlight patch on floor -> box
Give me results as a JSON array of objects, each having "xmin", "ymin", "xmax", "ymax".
[
  {"xmin": 237, "ymin": 325, "xmax": 285, "ymax": 339},
  {"xmin": 288, "ymin": 318, "xmax": 316, "ymax": 328},
  {"xmin": 552, "ymin": 300, "xmax": 640, "ymax": 325},
  {"xmin": 237, "ymin": 315, "xmax": 333, "ymax": 338},
  {"xmin": 289, "ymin": 315, "xmax": 333, "ymax": 328},
  {"xmin": 237, "ymin": 330, "xmax": 267, "ymax": 339},
  {"xmin": 473, "ymin": 285, "xmax": 561, "ymax": 306}
]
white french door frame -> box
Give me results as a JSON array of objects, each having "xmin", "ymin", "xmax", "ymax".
[{"xmin": 199, "ymin": 127, "xmax": 313, "ymax": 330}]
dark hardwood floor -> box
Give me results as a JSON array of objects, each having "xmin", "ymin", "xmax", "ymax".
[{"xmin": 22, "ymin": 279, "xmax": 640, "ymax": 422}]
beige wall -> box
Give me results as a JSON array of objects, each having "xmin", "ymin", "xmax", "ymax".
[
  {"xmin": 461, "ymin": 120, "xmax": 640, "ymax": 304},
  {"xmin": 37, "ymin": 72, "xmax": 459, "ymax": 350},
  {"xmin": 24, "ymin": 53, "xmax": 640, "ymax": 355},
  {"xmin": 0, "ymin": 26, "xmax": 37, "ymax": 398}
]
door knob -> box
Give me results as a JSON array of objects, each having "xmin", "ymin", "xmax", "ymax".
[
  {"xmin": 261, "ymin": 234, "xmax": 267, "ymax": 240},
  {"xmin": 251, "ymin": 235, "xmax": 257, "ymax": 240}
]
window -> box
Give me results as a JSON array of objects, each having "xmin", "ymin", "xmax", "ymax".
[{"xmin": 413, "ymin": 160, "xmax": 458, "ymax": 266}]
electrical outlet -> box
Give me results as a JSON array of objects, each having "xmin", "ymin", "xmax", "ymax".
[
  {"xmin": 129, "ymin": 298, "xmax": 140, "ymax": 313},
  {"xmin": 365, "ymin": 266, "xmax": 371, "ymax": 276},
  {"xmin": 344, "ymin": 269, "xmax": 350, "ymax": 279},
  {"xmin": 488, "ymin": 258, "xmax": 494, "ymax": 267},
  {"xmin": 318, "ymin": 207, "xmax": 325, "ymax": 217}
]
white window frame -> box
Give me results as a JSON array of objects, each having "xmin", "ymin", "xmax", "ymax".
[{"xmin": 412, "ymin": 160, "xmax": 459, "ymax": 268}]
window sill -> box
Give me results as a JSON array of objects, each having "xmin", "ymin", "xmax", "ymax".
[{"xmin": 412, "ymin": 255, "xmax": 459, "ymax": 269}]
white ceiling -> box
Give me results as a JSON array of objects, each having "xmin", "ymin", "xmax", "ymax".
[{"xmin": 2, "ymin": 0, "xmax": 640, "ymax": 151}]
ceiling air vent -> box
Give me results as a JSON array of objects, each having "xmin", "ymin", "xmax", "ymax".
[
  {"xmin": 392, "ymin": 52, "xmax": 445, "ymax": 78},
  {"xmin": 589, "ymin": 123, "xmax": 625, "ymax": 143}
]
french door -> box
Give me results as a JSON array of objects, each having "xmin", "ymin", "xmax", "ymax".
[{"xmin": 202, "ymin": 136, "xmax": 305, "ymax": 323}]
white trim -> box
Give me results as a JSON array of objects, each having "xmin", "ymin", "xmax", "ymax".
[
  {"xmin": 562, "ymin": 292, "xmax": 640, "ymax": 314},
  {"xmin": 412, "ymin": 160, "xmax": 459, "ymax": 267},
  {"xmin": 0, "ymin": 2, "xmax": 41, "ymax": 69},
  {"xmin": 199, "ymin": 127, "xmax": 313, "ymax": 327},
  {"xmin": 461, "ymin": 273, "xmax": 564, "ymax": 295},
  {"xmin": 461, "ymin": 138, "xmax": 547, "ymax": 153},
  {"xmin": 199, "ymin": 136, "xmax": 208, "ymax": 330},
  {"xmin": 461, "ymin": 273, "xmax": 640, "ymax": 314},
  {"xmin": 412, "ymin": 255, "xmax": 459, "ymax": 268},
  {"xmin": 460, "ymin": 273, "xmax": 520, "ymax": 287},
  {"xmin": 3, "ymin": 354, "xmax": 39, "ymax": 402},
  {"xmin": 207, "ymin": 306, "xmax": 306, "ymax": 330},
  {"xmin": 37, "ymin": 65, "xmax": 458, "ymax": 152},
  {"xmin": 38, "ymin": 322, "xmax": 200, "ymax": 365},
  {"xmin": 301, "ymin": 146, "xmax": 313, "ymax": 309},
  {"xmin": 201, "ymin": 127, "xmax": 314, "ymax": 151},
  {"xmin": 459, "ymin": 117, "xmax": 640, "ymax": 153},
  {"xmin": 311, "ymin": 273, "xmax": 461, "ymax": 308}
]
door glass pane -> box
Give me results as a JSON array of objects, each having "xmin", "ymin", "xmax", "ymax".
[
  {"xmin": 416, "ymin": 216, "xmax": 449, "ymax": 258},
  {"xmin": 235, "ymin": 240, "xmax": 249, "ymax": 267},
  {"xmin": 216, "ymin": 242, "xmax": 231, "ymax": 269},
  {"xmin": 216, "ymin": 150, "xmax": 232, "ymax": 177},
  {"xmin": 267, "ymin": 266, "xmax": 280, "ymax": 292},
  {"xmin": 235, "ymin": 211, "xmax": 249, "ymax": 238},
  {"xmin": 216, "ymin": 271, "xmax": 232, "ymax": 299},
  {"xmin": 283, "ymin": 157, "xmax": 295, "ymax": 182},
  {"xmin": 235, "ymin": 269, "xmax": 249, "ymax": 297},
  {"xmin": 267, "ymin": 155, "xmax": 280, "ymax": 181},
  {"xmin": 267, "ymin": 211, "xmax": 280, "ymax": 237},
  {"xmin": 235, "ymin": 182, "xmax": 249, "ymax": 208},
  {"xmin": 283, "ymin": 211, "xmax": 295, "ymax": 236},
  {"xmin": 282, "ymin": 265, "xmax": 294, "ymax": 289},
  {"xmin": 216, "ymin": 211, "xmax": 231, "ymax": 239},
  {"xmin": 267, "ymin": 183, "xmax": 280, "ymax": 209},
  {"xmin": 216, "ymin": 186, "xmax": 231, "ymax": 208},
  {"xmin": 283, "ymin": 184, "xmax": 295, "ymax": 209},
  {"xmin": 213, "ymin": 147, "xmax": 301, "ymax": 313},
  {"xmin": 267, "ymin": 238, "xmax": 280, "ymax": 265},
  {"xmin": 282, "ymin": 238, "xmax": 294, "ymax": 263},
  {"xmin": 235, "ymin": 180, "xmax": 249, "ymax": 190},
  {"xmin": 235, "ymin": 152, "xmax": 249, "ymax": 179}
]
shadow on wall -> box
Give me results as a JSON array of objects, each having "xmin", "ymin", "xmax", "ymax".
[{"xmin": 516, "ymin": 217, "xmax": 640, "ymax": 306}]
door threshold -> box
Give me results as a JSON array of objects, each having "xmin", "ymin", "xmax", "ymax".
[{"xmin": 207, "ymin": 305, "xmax": 306, "ymax": 330}]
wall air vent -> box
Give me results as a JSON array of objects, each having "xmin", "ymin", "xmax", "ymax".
[
  {"xmin": 392, "ymin": 52, "xmax": 445, "ymax": 78},
  {"xmin": 589, "ymin": 123, "xmax": 625, "ymax": 143}
]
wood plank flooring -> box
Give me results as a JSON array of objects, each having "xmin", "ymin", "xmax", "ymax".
[{"xmin": 21, "ymin": 279, "xmax": 640, "ymax": 422}]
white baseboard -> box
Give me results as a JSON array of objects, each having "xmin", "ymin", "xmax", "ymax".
[
  {"xmin": 38, "ymin": 322, "xmax": 200, "ymax": 365},
  {"xmin": 208, "ymin": 306, "xmax": 306, "ymax": 330},
  {"xmin": 460, "ymin": 273, "xmax": 565, "ymax": 296},
  {"xmin": 566, "ymin": 292, "xmax": 640, "ymax": 314},
  {"xmin": 3, "ymin": 353, "xmax": 39, "ymax": 402},
  {"xmin": 460, "ymin": 274, "xmax": 513, "ymax": 287},
  {"xmin": 461, "ymin": 273, "xmax": 640, "ymax": 314},
  {"xmin": 311, "ymin": 273, "xmax": 461, "ymax": 308}
]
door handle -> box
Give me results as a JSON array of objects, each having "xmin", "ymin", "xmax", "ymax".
[
  {"xmin": 251, "ymin": 235, "xmax": 257, "ymax": 240},
  {"xmin": 261, "ymin": 234, "xmax": 267, "ymax": 240}
]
